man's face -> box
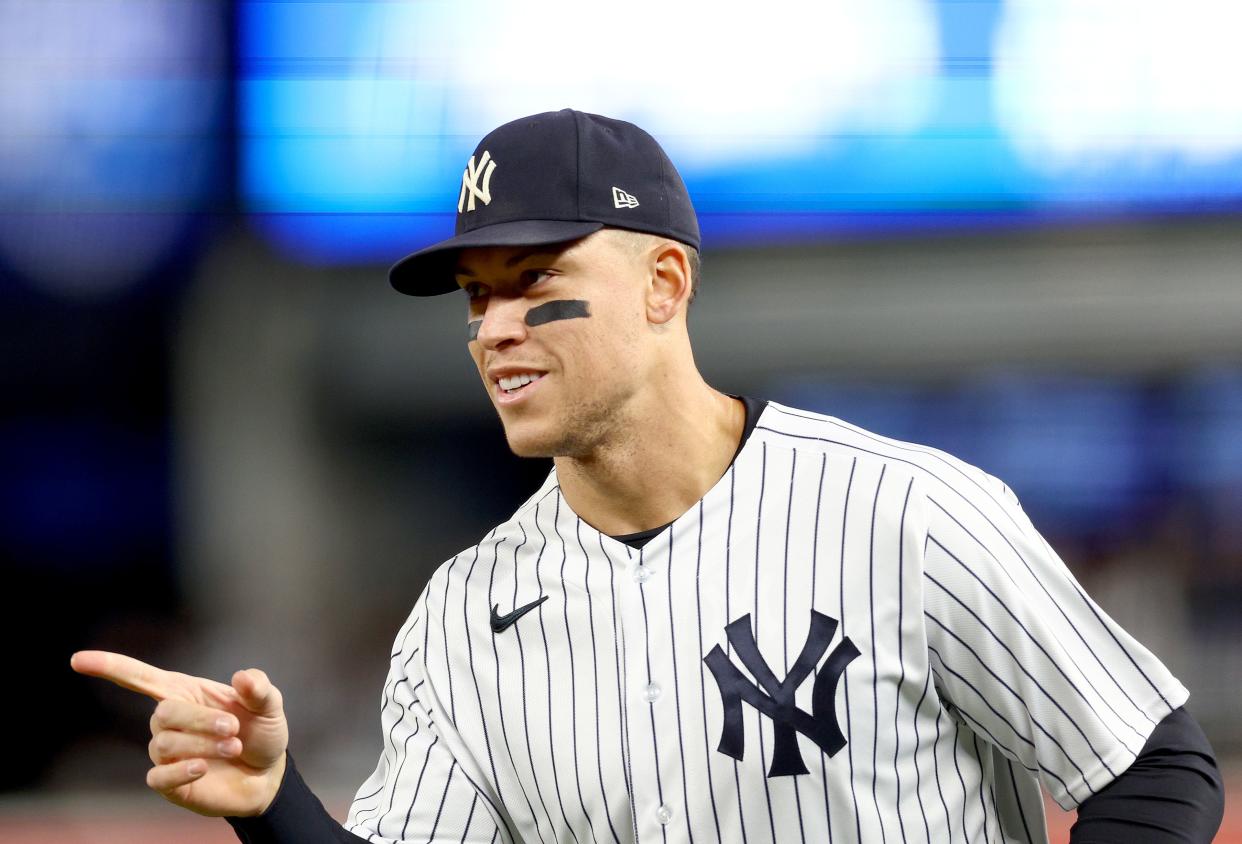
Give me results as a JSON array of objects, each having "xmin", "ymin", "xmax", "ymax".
[{"xmin": 455, "ymin": 230, "xmax": 650, "ymax": 458}]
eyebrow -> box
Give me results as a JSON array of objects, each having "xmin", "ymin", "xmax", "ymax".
[{"xmin": 454, "ymin": 247, "xmax": 561, "ymax": 278}]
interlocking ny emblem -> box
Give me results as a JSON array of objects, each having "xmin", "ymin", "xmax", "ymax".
[
  {"xmin": 458, "ymin": 150, "xmax": 497, "ymax": 213},
  {"xmin": 704, "ymin": 610, "xmax": 860, "ymax": 777}
]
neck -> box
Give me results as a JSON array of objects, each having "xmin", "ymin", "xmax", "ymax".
[{"xmin": 553, "ymin": 375, "xmax": 746, "ymax": 537}]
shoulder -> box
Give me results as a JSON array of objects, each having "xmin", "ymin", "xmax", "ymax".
[
  {"xmin": 755, "ymin": 400, "xmax": 1019, "ymax": 516},
  {"xmin": 419, "ymin": 467, "xmax": 561, "ymax": 599}
]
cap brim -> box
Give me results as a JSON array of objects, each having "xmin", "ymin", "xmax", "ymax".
[{"xmin": 389, "ymin": 219, "xmax": 606, "ymax": 296}]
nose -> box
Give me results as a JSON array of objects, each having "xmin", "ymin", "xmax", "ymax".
[{"xmin": 475, "ymin": 295, "xmax": 529, "ymax": 351}]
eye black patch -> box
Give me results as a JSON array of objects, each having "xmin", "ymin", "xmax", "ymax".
[
  {"xmin": 467, "ymin": 319, "xmax": 481, "ymax": 342},
  {"xmin": 526, "ymin": 299, "xmax": 591, "ymax": 326}
]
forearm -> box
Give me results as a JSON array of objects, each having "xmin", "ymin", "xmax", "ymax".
[
  {"xmin": 1070, "ymin": 707, "xmax": 1224, "ymax": 843},
  {"xmin": 228, "ymin": 754, "xmax": 367, "ymax": 844}
]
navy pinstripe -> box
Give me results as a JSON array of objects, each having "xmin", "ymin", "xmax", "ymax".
[{"xmin": 342, "ymin": 401, "xmax": 1187, "ymax": 843}]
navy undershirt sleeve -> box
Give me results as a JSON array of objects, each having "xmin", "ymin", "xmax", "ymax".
[
  {"xmin": 1070, "ymin": 707, "xmax": 1223, "ymax": 843},
  {"xmin": 227, "ymin": 754, "xmax": 365, "ymax": 844}
]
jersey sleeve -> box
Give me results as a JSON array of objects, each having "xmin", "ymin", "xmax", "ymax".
[
  {"xmin": 916, "ymin": 468, "xmax": 1188, "ymax": 810},
  {"xmin": 344, "ymin": 594, "xmax": 508, "ymax": 843}
]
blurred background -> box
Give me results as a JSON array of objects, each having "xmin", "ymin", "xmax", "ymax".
[{"xmin": 2, "ymin": 0, "xmax": 1239, "ymax": 840}]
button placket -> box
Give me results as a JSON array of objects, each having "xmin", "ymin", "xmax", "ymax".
[{"xmin": 630, "ymin": 542, "xmax": 678, "ymax": 836}]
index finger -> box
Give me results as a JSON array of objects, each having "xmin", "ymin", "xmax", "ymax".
[{"xmin": 70, "ymin": 650, "xmax": 173, "ymax": 701}]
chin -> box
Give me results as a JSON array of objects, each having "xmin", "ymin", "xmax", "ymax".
[
  {"xmin": 495, "ymin": 391, "xmax": 618, "ymax": 459},
  {"xmin": 500, "ymin": 418, "xmax": 561, "ymax": 458}
]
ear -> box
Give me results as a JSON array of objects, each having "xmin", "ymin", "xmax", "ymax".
[{"xmin": 645, "ymin": 240, "xmax": 692, "ymax": 326}]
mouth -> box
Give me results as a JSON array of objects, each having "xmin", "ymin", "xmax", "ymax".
[{"xmin": 493, "ymin": 371, "xmax": 547, "ymax": 406}]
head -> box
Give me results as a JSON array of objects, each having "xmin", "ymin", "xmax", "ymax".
[
  {"xmin": 387, "ymin": 109, "xmax": 703, "ymax": 457},
  {"xmin": 456, "ymin": 228, "xmax": 699, "ymax": 457}
]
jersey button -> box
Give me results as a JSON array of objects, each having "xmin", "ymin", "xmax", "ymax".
[
  {"xmin": 633, "ymin": 564, "xmax": 654, "ymax": 584},
  {"xmin": 655, "ymin": 804, "xmax": 674, "ymax": 825},
  {"xmin": 643, "ymin": 682, "xmax": 662, "ymax": 703}
]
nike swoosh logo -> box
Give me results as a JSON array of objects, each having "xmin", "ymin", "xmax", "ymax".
[{"xmin": 490, "ymin": 595, "xmax": 549, "ymax": 633}]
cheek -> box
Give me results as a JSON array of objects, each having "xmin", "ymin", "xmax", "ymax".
[
  {"xmin": 564, "ymin": 309, "xmax": 640, "ymax": 377},
  {"xmin": 531, "ymin": 293, "xmax": 643, "ymax": 376},
  {"xmin": 468, "ymin": 342, "xmax": 486, "ymax": 377},
  {"xmin": 533, "ymin": 318, "xmax": 598, "ymax": 381}
]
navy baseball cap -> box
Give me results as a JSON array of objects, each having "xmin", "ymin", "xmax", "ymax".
[{"xmin": 389, "ymin": 109, "xmax": 700, "ymax": 296}]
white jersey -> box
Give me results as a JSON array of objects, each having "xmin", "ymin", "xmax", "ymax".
[{"xmin": 343, "ymin": 400, "xmax": 1187, "ymax": 844}]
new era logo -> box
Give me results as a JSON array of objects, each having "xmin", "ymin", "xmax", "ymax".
[
  {"xmin": 612, "ymin": 186, "xmax": 639, "ymax": 209},
  {"xmin": 459, "ymin": 151, "xmax": 497, "ymax": 213}
]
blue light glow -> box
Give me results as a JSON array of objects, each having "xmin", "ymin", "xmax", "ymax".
[
  {"xmin": 0, "ymin": 0, "xmax": 228, "ymax": 298},
  {"xmin": 239, "ymin": 0, "xmax": 1242, "ymax": 263}
]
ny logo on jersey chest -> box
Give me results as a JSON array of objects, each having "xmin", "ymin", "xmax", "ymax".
[{"xmin": 704, "ymin": 610, "xmax": 859, "ymax": 777}]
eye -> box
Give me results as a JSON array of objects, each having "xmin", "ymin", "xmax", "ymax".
[
  {"xmin": 463, "ymin": 281, "xmax": 489, "ymax": 300},
  {"xmin": 520, "ymin": 268, "xmax": 552, "ymax": 288}
]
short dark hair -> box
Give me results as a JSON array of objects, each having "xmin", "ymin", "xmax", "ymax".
[
  {"xmin": 614, "ymin": 228, "xmax": 701, "ymax": 307},
  {"xmin": 685, "ymin": 244, "xmax": 701, "ymax": 306}
]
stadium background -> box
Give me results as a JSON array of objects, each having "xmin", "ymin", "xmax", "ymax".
[{"xmin": 1, "ymin": 0, "xmax": 1237, "ymax": 840}]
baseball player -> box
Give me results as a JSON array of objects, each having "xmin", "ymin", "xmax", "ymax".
[{"xmin": 73, "ymin": 110, "xmax": 1223, "ymax": 843}]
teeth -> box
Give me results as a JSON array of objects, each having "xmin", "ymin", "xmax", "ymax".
[{"xmin": 499, "ymin": 373, "xmax": 543, "ymax": 392}]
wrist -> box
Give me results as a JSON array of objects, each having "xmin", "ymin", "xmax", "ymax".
[{"xmin": 255, "ymin": 751, "xmax": 289, "ymax": 815}]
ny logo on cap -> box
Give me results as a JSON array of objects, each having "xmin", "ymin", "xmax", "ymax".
[
  {"xmin": 459, "ymin": 151, "xmax": 497, "ymax": 213},
  {"xmin": 612, "ymin": 186, "xmax": 639, "ymax": 209}
]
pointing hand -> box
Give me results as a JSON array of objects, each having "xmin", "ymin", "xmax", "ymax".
[{"xmin": 70, "ymin": 650, "xmax": 289, "ymax": 817}]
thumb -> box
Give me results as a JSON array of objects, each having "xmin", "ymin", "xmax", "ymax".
[{"xmin": 231, "ymin": 668, "xmax": 283, "ymax": 716}]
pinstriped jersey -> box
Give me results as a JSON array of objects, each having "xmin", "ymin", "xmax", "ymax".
[{"xmin": 343, "ymin": 400, "xmax": 1187, "ymax": 843}]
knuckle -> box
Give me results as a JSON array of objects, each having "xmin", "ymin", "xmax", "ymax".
[{"xmin": 154, "ymin": 731, "xmax": 176, "ymax": 756}]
